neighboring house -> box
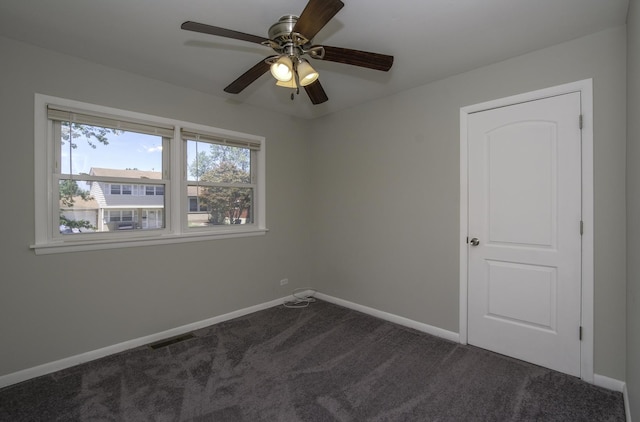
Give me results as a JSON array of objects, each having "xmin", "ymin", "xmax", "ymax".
[
  {"xmin": 59, "ymin": 195, "xmax": 99, "ymax": 233},
  {"xmin": 88, "ymin": 167, "xmax": 164, "ymax": 231},
  {"xmin": 186, "ymin": 185, "xmax": 251, "ymax": 226},
  {"xmin": 62, "ymin": 168, "xmax": 250, "ymax": 232},
  {"xmin": 187, "ymin": 185, "xmax": 209, "ymax": 226}
]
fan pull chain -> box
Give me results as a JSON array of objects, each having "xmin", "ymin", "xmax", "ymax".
[
  {"xmin": 291, "ymin": 60, "xmax": 300, "ymax": 100},
  {"xmin": 290, "ymin": 87, "xmax": 300, "ymax": 100}
]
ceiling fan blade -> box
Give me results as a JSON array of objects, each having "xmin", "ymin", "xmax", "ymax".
[
  {"xmin": 181, "ymin": 21, "xmax": 268, "ymax": 45},
  {"xmin": 304, "ymin": 79, "xmax": 329, "ymax": 105},
  {"xmin": 224, "ymin": 58, "xmax": 273, "ymax": 94},
  {"xmin": 293, "ymin": 0, "xmax": 345, "ymax": 40},
  {"xmin": 312, "ymin": 45, "xmax": 394, "ymax": 71}
]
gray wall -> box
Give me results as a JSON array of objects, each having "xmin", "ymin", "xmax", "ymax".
[
  {"xmin": 627, "ymin": 0, "xmax": 640, "ymax": 416},
  {"xmin": 310, "ymin": 26, "xmax": 628, "ymax": 380},
  {"xmin": 0, "ymin": 24, "xmax": 631, "ymax": 386},
  {"xmin": 0, "ymin": 36, "xmax": 312, "ymax": 376}
]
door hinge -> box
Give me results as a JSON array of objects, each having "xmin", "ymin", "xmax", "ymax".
[
  {"xmin": 579, "ymin": 326, "xmax": 583, "ymax": 341},
  {"xmin": 580, "ymin": 220, "xmax": 584, "ymax": 235},
  {"xmin": 579, "ymin": 114, "xmax": 583, "ymax": 129}
]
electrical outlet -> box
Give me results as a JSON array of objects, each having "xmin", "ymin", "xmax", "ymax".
[{"xmin": 280, "ymin": 278, "xmax": 289, "ymax": 286}]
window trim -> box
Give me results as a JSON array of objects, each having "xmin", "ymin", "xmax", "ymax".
[
  {"xmin": 182, "ymin": 131, "xmax": 257, "ymax": 230},
  {"xmin": 33, "ymin": 94, "xmax": 267, "ymax": 255}
]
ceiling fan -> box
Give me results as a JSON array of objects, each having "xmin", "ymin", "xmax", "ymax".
[{"xmin": 181, "ymin": 0, "xmax": 394, "ymax": 105}]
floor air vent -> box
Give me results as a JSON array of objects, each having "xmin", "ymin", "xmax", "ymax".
[{"xmin": 148, "ymin": 333, "xmax": 195, "ymax": 350}]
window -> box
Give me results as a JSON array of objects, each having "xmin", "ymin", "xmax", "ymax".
[
  {"xmin": 33, "ymin": 94, "xmax": 266, "ymax": 254},
  {"xmin": 110, "ymin": 184, "xmax": 138, "ymax": 195},
  {"xmin": 146, "ymin": 185, "xmax": 163, "ymax": 196},
  {"xmin": 189, "ymin": 196, "xmax": 209, "ymax": 213},
  {"xmin": 183, "ymin": 131, "xmax": 259, "ymax": 228},
  {"xmin": 49, "ymin": 107, "xmax": 169, "ymax": 237},
  {"xmin": 106, "ymin": 210, "xmax": 137, "ymax": 223}
]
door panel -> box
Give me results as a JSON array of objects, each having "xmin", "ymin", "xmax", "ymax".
[
  {"xmin": 467, "ymin": 92, "xmax": 582, "ymax": 376},
  {"xmin": 486, "ymin": 260, "xmax": 557, "ymax": 331},
  {"xmin": 487, "ymin": 122, "xmax": 556, "ymax": 247}
]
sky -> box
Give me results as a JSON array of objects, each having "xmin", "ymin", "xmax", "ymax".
[
  {"xmin": 60, "ymin": 127, "xmax": 240, "ymax": 185},
  {"xmin": 61, "ymin": 130, "xmax": 163, "ymax": 175}
]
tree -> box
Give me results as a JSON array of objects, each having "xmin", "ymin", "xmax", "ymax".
[
  {"xmin": 187, "ymin": 143, "xmax": 252, "ymax": 225},
  {"xmin": 188, "ymin": 144, "xmax": 250, "ymax": 180},
  {"xmin": 189, "ymin": 150, "xmax": 216, "ymax": 180},
  {"xmin": 60, "ymin": 214, "xmax": 95, "ymax": 231},
  {"xmin": 59, "ymin": 179, "xmax": 91, "ymax": 207},
  {"xmin": 198, "ymin": 162, "xmax": 252, "ymax": 225},
  {"xmin": 59, "ymin": 180, "xmax": 96, "ymax": 231},
  {"xmin": 61, "ymin": 122, "xmax": 117, "ymax": 149},
  {"xmin": 59, "ymin": 122, "xmax": 120, "ymax": 232},
  {"xmin": 209, "ymin": 144, "xmax": 250, "ymax": 173}
]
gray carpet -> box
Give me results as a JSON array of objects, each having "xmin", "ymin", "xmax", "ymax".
[{"xmin": 0, "ymin": 300, "xmax": 626, "ymax": 421}]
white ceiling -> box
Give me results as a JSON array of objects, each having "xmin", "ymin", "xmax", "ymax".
[{"xmin": 0, "ymin": 0, "xmax": 629, "ymax": 119}]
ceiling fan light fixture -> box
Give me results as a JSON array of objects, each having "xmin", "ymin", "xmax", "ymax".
[
  {"xmin": 270, "ymin": 56, "xmax": 293, "ymax": 82},
  {"xmin": 276, "ymin": 78, "xmax": 298, "ymax": 88},
  {"xmin": 297, "ymin": 60, "xmax": 319, "ymax": 86}
]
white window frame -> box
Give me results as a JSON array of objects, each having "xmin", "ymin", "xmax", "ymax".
[
  {"xmin": 182, "ymin": 128, "xmax": 259, "ymax": 231},
  {"xmin": 33, "ymin": 94, "xmax": 267, "ymax": 255}
]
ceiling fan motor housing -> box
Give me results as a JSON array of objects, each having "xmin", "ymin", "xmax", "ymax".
[{"xmin": 268, "ymin": 15, "xmax": 304, "ymax": 45}]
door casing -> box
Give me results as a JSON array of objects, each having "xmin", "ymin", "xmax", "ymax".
[{"xmin": 459, "ymin": 79, "xmax": 594, "ymax": 382}]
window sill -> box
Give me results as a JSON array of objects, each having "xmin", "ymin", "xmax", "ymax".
[{"xmin": 31, "ymin": 228, "xmax": 268, "ymax": 255}]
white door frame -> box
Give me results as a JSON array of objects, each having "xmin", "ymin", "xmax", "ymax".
[{"xmin": 459, "ymin": 79, "xmax": 594, "ymax": 382}]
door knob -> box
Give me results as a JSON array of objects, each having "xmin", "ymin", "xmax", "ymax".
[{"xmin": 470, "ymin": 238, "xmax": 480, "ymax": 246}]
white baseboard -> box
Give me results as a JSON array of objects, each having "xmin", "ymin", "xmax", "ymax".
[
  {"xmin": 591, "ymin": 373, "xmax": 631, "ymax": 422},
  {"xmin": 593, "ymin": 374, "xmax": 626, "ymax": 393},
  {"xmin": 313, "ymin": 292, "xmax": 460, "ymax": 343},
  {"xmin": 593, "ymin": 372, "xmax": 632, "ymax": 421},
  {"xmin": 0, "ymin": 295, "xmax": 291, "ymax": 389},
  {"xmin": 623, "ymin": 383, "xmax": 632, "ymax": 422}
]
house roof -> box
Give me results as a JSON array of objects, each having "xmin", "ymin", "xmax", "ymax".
[
  {"xmin": 60, "ymin": 196, "xmax": 99, "ymax": 210},
  {"xmin": 90, "ymin": 168, "xmax": 162, "ymax": 180}
]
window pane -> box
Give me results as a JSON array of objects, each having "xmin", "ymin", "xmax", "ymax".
[
  {"xmin": 58, "ymin": 179, "xmax": 165, "ymax": 235},
  {"xmin": 122, "ymin": 185, "xmax": 132, "ymax": 195},
  {"xmin": 110, "ymin": 184, "xmax": 121, "ymax": 195},
  {"xmin": 187, "ymin": 186, "xmax": 253, "ymax": 227},
  {"xmin": 186, "ymin": 141, "xmax": 251, "ymax": 183},
  {"xmin": 60, "ymin": 122, "xmax": 163, "ymax": 176}
]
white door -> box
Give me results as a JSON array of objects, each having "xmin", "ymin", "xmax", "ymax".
[
  {"xmin": 467, "ymin": 92, "xmax": 582, "ymax": 376},
  {"xmin": 144, "ymin": 210, "xmax": 162, "ymax": 229}
]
